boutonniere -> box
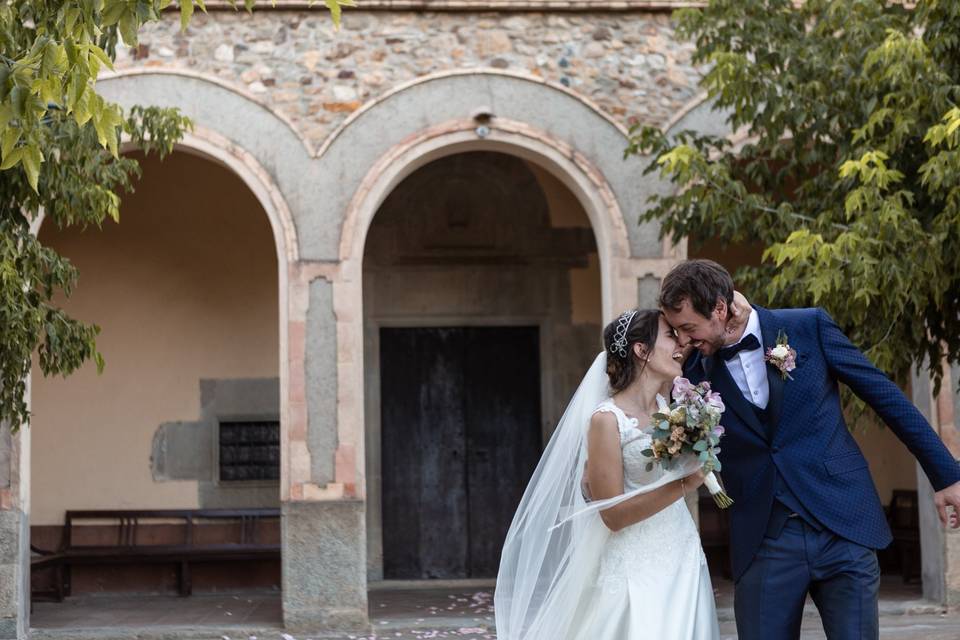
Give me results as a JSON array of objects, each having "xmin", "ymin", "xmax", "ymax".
[{"xmin": 765, "ymin": 330, "xmax": 797, "ymax": 380}]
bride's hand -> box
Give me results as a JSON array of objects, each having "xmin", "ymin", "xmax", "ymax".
[
  {"xmin": 684, "ymin": 469, "xmax": 707, "ymax": 492},
  {"xmin": 725, "ymin": 290, "xmax": 751, "ymax": 337}
]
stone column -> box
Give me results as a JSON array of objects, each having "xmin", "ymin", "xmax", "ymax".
[
  {"xmin": 0, "ymin": 418, "xmax": 29, "ymax": 640},
  {"xmin": 911, "ymin": 361, "xmax": 960, "ymax": 607},
  {"xmin": 282, "ymin": 264, "xmax": 368, "ymax": 633}
]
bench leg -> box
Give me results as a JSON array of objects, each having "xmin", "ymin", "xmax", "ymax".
[
  {"xmin": 178, "ymin": 561, "xmax": 192, "ymax": 597},
  {"xmin": 61, "ymin": 563, "xmax": 70, "ymax": 600}
]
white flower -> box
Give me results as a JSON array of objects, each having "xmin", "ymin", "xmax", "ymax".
[
  {"xmin": 656, "ymin": 393, "xmax": 670, "ymax": 413},
  {"xmin": 771, "ymin": 345, "xmax": 789, "ymax": 359}
]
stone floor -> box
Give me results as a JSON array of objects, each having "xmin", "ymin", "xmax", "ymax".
[{"xmin": 28, "ymin": 577, "xmax": 960, "ymax": 639}]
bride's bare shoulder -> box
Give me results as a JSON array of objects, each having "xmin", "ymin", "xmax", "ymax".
[{"xmin": 589, "ymin": 409, "xmax": 619, "ymax": 436}]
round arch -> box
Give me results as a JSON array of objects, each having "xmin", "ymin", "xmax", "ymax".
[
  {"xmin": 337, "ymin": 117, "xmax": 632, "ymax": 321},
  {"xmin": 28, "ymin": 123, "xmax": 297, "ymax": 498}
]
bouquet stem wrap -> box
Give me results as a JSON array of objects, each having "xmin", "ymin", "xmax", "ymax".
[{"xmin": 702, "ymin": 470, "xmax": 733, "ymax": 508}]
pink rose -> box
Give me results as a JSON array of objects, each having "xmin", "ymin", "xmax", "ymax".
[
  {"xmin": 672, "ymin": 377, "xmax": 695, "ymax": 402},
  {"xmin": 705, "ymin": 391, "xmax": 725, "ymax": 412}
]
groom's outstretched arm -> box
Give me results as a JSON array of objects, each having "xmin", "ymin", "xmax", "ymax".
[{"xmin": 817, "ymin": 308, "xmax": 960, "ymax": 519}]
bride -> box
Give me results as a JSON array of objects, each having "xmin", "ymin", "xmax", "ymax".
[{"xmin": 495, "ymin": 308, "xmax": 720, "ymax": 640}]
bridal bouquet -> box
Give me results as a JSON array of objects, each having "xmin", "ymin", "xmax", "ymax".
[{"xmin": 642, "ymin": 377, "xmax": 733, "ymax": 509}]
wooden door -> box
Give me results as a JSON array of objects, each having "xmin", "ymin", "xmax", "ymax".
[{"xmin": 380, "ymin": 326, "xmax": 542, "ymax": 579}]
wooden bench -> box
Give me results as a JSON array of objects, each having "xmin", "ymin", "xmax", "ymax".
[{"xmin": 31, "ymin": 508, "xmax": 280, "ymax": 601}]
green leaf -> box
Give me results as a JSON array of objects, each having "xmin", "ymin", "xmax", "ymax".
[
  {"xmin": 1, "ymin": 126, "xmax": 21, "ymax": 159},
  {"xmin": 65, "ymin": 7, "xmax": 81, "ymax": 32},
  {"xmin": 10, "ymin": 85, "xmax": 28, "ymax": 118},
  {"xmin": 102, "ymin": 1, "xmax": 127, "ymax": 25},
  {"xmin": 180, "ymin": 0, "xmax": 194, "ymax": 31},
  {"xmin": 0, "ymin": 66, "xmax": 10, "ymax": 101},
  {"xmin": 118, "ymin": 11, "xmax": 139, "ymax": 47},
  {"xmin": 0, "ymin": 104, "xmax": 13, "ymax": 133},
  {"xmin": 37, "ymin": 76, "xmax": 61, "ymax": 106},
  {"xmin": 73, "ymin": 84, "xmax": 92, "ymax": 125},
  {"xmin": 88, "ymin": 45, "xmax": 116, "ymax": 73},
  {"xmin": 324, "ymin": 0, "xmax": 342, "ymax": 28},
  {"xmin": 0, "ymin": 146, "xmax": 25, "ymax": 170},
  {"xmin": 22, "ymin": 144, "xmax": 43, "ymax": 192}
]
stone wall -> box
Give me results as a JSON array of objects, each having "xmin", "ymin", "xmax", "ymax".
[
  {"xmin": 0, "ymin": 425, "xmax": 28, "ymax": 639},
  {"xmin": 118, "ymin": 10, "xmax": 704, "ymax": 149}
]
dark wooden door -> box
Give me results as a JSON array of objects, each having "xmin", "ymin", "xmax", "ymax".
[{"xmin": 380, "ymin": 326, "xmax": 542, "ymax": 579}]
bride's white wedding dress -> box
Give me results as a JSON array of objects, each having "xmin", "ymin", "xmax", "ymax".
[
  {"xmin": 567, "ymin": 400, "xmax": 720, "ymax": 639},
  {"xmin": 494, "ymin": 353, "xmax": 720, "ymax": 640}
]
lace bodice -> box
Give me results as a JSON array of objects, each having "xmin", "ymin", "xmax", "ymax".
[{"xmin": 591, "ymin": 399, "xmax": 705, "ymax": 584}]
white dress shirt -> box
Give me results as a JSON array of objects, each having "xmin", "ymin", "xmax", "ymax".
[{"xmin": 724, "ymin": 308, "xmax": 769, "ymax": 409}]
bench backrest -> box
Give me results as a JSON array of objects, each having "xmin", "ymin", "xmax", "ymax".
[{"xmin": 62, "ymin": 508, "xmax": 280, "ymax": 550}]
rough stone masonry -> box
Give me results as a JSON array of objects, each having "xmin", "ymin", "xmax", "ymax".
[{"xmin": 117, "ymin": 10, "xmax": 708, "ymax": 149}]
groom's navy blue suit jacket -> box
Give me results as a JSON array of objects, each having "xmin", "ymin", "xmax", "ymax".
[{"xmin": 683, "ymin": 305, "xmax": 960, "ymax": 582}]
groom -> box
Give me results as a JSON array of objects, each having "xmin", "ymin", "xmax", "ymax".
[{"xmin": 660, "ymin": 259, "xmax": 960, "ymax": 640}]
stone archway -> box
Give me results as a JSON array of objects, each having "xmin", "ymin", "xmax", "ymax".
[
  {"xmin": 308, "ymin": 69, "xmax": 689, "ymax": 628},
  {"xmin": 359, "ymin": 149, "xmax": 604, "ymax": 582},
  {"xmin": 0, "ymin": 71, "xmax": 298, "ymax": 635},
  {"xmin": 2, "ymin": 68, "xmax": 705, "ymax": 636},
  {"xmin": 29, "ymin": 147, "xmax": 285, "ymax": 589},
  {"xmin": 333, "ymin": 119, "xmax": 637, "ymax": 516}
]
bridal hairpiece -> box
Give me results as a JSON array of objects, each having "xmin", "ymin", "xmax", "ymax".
[{"xmin": 611, "ymin": 309, "xmax": 638, "ymax": 358}]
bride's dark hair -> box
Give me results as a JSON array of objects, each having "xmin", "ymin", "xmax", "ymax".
[{"xmin": 603, "ymin": 308, "xmax": 661, "ymax": 393}]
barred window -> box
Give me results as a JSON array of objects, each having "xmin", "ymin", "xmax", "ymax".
[{"xmin": 218, "ymin": 420, "xmax": 280, "ymax": 482}]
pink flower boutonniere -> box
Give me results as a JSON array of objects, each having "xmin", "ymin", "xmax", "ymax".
[{"xmin": 765, "ymin": 330, "xmax": 797, "ymax": 380}]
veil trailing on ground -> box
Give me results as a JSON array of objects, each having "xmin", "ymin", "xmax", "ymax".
[{"xmin": 494, "ymin": 351, "xmax": 700, "ymax": 640}]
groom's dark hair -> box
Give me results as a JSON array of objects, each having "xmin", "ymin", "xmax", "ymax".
[{"xmin": 660, "ymin": 259, "xmax": 735, "ymax": 319}]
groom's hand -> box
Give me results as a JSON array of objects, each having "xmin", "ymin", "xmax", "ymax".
[{"xmin": 934, "ymin": 481, "xmax": 960, "ymax": 528}]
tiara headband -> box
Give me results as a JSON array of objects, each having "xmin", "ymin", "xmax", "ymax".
[{"xmin": 610, "ymin": 309, "xmax": 638, "ymax": 358}]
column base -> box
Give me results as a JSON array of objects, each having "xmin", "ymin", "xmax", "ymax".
[
  {"xmin": 282, "ymin": 500, "xmax": 369, "ymax": 634},
  {"xmin": 0, "ymin": 508, "xmax": 28, "ymax": 640}
]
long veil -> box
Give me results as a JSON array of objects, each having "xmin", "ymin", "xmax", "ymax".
[{"xmin": 494, "ymin": 352, "xmax": 700, "ymax": 640}]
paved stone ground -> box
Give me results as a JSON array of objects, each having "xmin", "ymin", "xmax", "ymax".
[{"xmin": 29, "ymin": 579, "xmax": 960, "ymax": 639}]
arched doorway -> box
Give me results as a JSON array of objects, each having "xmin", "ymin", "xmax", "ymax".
[
  {"xmin": 319, "ymin": 70, "xmax": 664, "ymax": 624},
  {"xmin": 361, "ymin": 151, "xmax": 602, "ymax": 581},
  {"xmin": 29, "ymin": 148, "xmax": 284, "ymax": 620}
]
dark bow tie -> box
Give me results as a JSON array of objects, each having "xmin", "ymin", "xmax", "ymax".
[{"xmin": 718, "ymin": 333, "xmax": 762, "ymax": 361}]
